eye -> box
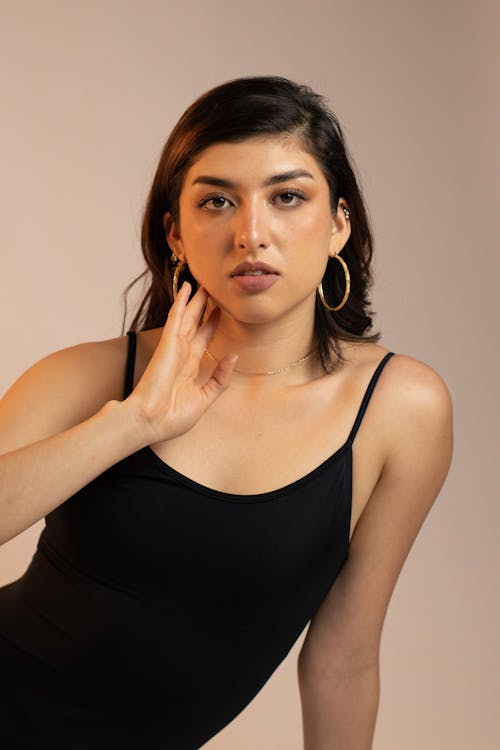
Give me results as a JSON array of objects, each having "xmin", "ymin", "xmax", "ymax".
[
  {"xmin": 274, "ymin": 189, "xmax": 309, "ymax": 206},
  {"xmin": 197, "ymin": 194, "xmax": 232, "ymax": 210}
]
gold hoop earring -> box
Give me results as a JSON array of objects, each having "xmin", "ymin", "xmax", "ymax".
[
  {"xmin": 171, "ymin": 253, "xmax": 200, "ymax": 300},
  {"xmin": 317, "ymin": 253, "xmax": 350, "ymax": 311},
  {"xmin": 171, "ymin": 253, "xmax": 185, "ymax": 300}
]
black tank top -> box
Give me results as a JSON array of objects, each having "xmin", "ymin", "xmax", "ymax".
[{"xmin": 0, "ymin": 333, "xmax": 395, "ymax": 749}]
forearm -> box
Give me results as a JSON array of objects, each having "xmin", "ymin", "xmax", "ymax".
[
  {"xmin": 298, "ymin": 663, "xmax": 380, "ymax": 750},
  {"xmin": 0, "ymin": 399, "xmax": 148, "ymax": 545}
]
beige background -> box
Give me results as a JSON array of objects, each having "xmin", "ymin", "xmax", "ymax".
[{"xmin": 1, "ymin": 1, "xmax": 498, "ymax": 748}]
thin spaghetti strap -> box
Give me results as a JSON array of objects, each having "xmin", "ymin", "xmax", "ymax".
[
  {"xmin": 123, "ymin": 331, "xmax": 137, "ymax": 400},
  {"xmin": 345, "ymin": 351, "xmax": 396, "ymax": 447}
]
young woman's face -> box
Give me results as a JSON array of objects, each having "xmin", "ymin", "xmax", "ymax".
[{"xmin": 164, "ymin": 135, "xmax": 350, "ymax": 324}]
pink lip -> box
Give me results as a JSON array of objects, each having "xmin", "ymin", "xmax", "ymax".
[{"xmin": 230, "ymin": 274, "xmax": 280, "ymax": 292}]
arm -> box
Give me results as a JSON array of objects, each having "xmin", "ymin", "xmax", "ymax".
[
  {"xmin": 297, "ymin": 357, "xmax": 454, "ymax": 750},
  {"xmin": 0, "ymin": 286, "xmax": 235, "ymax": 546},
  {"xmin": 0, "ymin": 399, "xmax": 147, "ymax": 546},
  {"xmin": 299, "ymin": 660, "xmax": 379, "ymax": 750},
  {"xmin": 0, "ymin": 344, "xmax": 150, "ymax": 546}
]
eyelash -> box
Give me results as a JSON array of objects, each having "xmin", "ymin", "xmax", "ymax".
[{"xmin": 196, "ymin": 189, "xmax": 309, "ymax": 210}]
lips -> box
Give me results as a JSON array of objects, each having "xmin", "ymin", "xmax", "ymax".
[
  {"xmin": 231, "ymin": 273, "xmax": 280, "ymax": 291},
  {"xmin": 229, "ymin": 261, "xmax": 280, "ymax": 276}
]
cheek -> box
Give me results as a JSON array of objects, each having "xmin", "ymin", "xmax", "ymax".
[
  {"xmin": 286, "ymin": 202, "xmax": 332, "ymax": 236},
  {"xmin": 285, "ymin": 221, "xmax": 332, "ymax": 283},
  {"xmin": 186, "ymin": 218, "xmax": 228, "ymax": 250},
  {"xmin": 181, "ymin": 223, "xmax": 218, "ymax": 268},
  {"xmin": 286, "ymin": 213, "xmax": 332, "ymax": 256}
]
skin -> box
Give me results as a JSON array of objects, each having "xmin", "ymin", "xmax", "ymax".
[{"xmin": 162, "ymin": 134, "xmax": 351, "ymax": 396}]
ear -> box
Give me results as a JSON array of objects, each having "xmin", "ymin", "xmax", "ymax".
[
  {"xmin": 328, "ymin": 200, "xmax": 351, "ymax": 259},
  {"xmin": 162, "ymin": 211, "xmax": 185, "ymax": 260}
]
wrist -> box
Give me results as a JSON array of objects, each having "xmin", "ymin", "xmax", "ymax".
[{"xmin": 100, "ymin": 398, "xmax": 154, "ymax": 452}]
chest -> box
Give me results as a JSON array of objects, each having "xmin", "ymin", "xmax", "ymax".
[{"xmin": 148, "ymin": 381, "xmax": 386, "ymax": 544}]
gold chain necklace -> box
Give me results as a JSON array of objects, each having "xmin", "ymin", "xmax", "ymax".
[{"xmin": 204, "ymin": 347, "xmax": 318, "ymax": 375}]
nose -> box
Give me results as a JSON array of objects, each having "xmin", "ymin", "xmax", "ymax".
[{"xmin": 234, "ymin": 199, "xmax": 271, "ymax": 251}]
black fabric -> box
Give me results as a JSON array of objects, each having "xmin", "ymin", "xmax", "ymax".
[
  {"xmin": 0, "ymin": 335, "xmax": 395, "ymax": 749},
  {"xmin": 124, "ymin": 329, "xmax": 137, "ymax": 400}
]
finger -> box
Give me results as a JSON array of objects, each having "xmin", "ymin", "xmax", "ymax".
[
  {"xmin": 190, "ymin": 306, "xmax": 222, "ymax": 359},
  {"xmin": 178, "ymin": 285, "xmax": 209, "ymax": 339},
  {"xmin": 163, "ymin": 281, "xmax": 191, "ymax": 338},
  {"xmin": 200, "ymin": 353, "xmax": 239, "ymax": 404}
]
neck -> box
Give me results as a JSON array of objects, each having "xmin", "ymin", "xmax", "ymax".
[{"xmin": 200, "ymin": 299, "xmax": 322, "ymax": 389}]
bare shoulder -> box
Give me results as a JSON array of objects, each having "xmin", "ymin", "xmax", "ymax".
[
  {"xmin": 0, "ymin": 332, "xmax": 132, "ymax": 455},
  {"xmin": 339, "ymin": 342, "xmax": 453, "ymax": 470},
  {"xmin": 384, "ymin": 349, "xmax": 451, "ymax": 399},
  {"xmin": 372, "ymin": 349, "xmax": 453, "ymax": 450},
  {"xmin": 344, "ymin": 340, "xmax": 451, "ymax": 397},
  {"xmin": 38, "ymin": 332, "xmax": 130, "ymax": 406},
  {"xmin": 338, "ymin": 338, "xmax": 454, "ymax": 468}
]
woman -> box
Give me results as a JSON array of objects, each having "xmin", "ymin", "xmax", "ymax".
[{"xmin": 0, "ymin": 76, "xmax": 453, "ymax": 749}]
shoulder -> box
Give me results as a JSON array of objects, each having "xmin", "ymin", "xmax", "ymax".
[
  {"xmin": 0, "ymin": 332, "xmax": 133, "ymax": 455},
  {"xmin": 374, "ymin": 350, "xmax": 454, "ymax": 475},
  {"xmin": 46, "ymin": 333, "xmax": 129, "ymax": 399},
  {"xmin": 345, "ymin": 341, "xmax": 452, "ymax": 410},
  {"xmin": 377, "ymin": 350, "xmax": 453, "ymax": 428},
  {"xmin": 343, "ymin": 341, "xmax": 450, "ymax": 394},
  {"xmin": 341, "ymin": 342, "xmax": 453, "ymax": 464}
]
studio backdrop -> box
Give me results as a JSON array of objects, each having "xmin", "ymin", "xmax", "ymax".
[{"xmin": 0, "ymin": 2, "xmax": 498, "ymax": 748}]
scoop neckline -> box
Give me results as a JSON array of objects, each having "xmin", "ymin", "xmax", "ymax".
[{"xmin": 141, "ymin": 440, "xmax": 351, "ymax": 503}]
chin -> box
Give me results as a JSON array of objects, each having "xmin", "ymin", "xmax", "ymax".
[{"xmin": 225, "ymin": 307, "xmax": 281, "ymax": 327}]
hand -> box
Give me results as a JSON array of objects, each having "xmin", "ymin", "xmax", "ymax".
[{"xmin": 126, "ymin": 281, "xmax": 238, "ymax": 444}]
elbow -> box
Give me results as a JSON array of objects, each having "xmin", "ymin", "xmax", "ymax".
[{"xmin": 298, "ymin": 644, "xmax": 380, "ymax": 684}]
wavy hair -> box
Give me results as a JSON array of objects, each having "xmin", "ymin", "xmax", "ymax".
[{"xmin": 121, "ymin": 75, "xmax": 381, "ymax": 373}]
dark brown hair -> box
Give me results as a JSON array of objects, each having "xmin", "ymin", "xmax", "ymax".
[{"xmin": 122, "ymin": 75, "xmax": 380, "ymax": 373}]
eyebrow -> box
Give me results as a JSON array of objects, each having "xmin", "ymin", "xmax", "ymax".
[{"xmin": 191, "ymin": 169, "xmax": 315, "ymax": 189}]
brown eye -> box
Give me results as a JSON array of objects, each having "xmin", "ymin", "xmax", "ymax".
[
  {"xmin": 208, "ymin": 197, "xmax": 228, "ymax": 208},
  {"xmin": 274, "ymin": 189, "xmax": 308, "ymax": 206},
  {"xmin": 197, "ymin": 195, "xmax": 231, "ymax": 210}
]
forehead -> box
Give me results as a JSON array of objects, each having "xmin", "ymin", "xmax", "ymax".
[{"xmin": 184, "ymin": 135, "xmax": 323, "ymax": 183}]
